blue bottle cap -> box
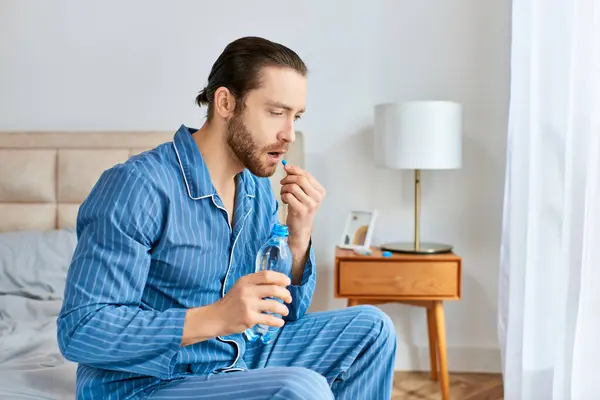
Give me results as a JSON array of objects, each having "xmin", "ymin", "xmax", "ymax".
[
  {"xmin": 271, "ymin": 223, "xmax": 289, "ymax": 237},
  {"xmin": 382, "ymin": 251, "xmax": 392, "ymax": 257},
  {"xmin": 282, "ymin": 159, "xmax": 288, "ymax": 166}
]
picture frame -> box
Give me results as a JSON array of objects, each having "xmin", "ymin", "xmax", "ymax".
[{"xmin": 338, "ymin": 209, "xmax": 378, "ymax": 250}]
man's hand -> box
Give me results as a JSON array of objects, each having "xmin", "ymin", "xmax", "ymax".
[
  {"xmin": 181, "ymin": 270, "xmax": 292, "ymax": 346},
  {"xmin": 214, "ymin": 270, "xmax": 292, "ymax": 335},
  {"xmin": 280, "ymin": 163, "xmax": 326, "ymax": 283},
  {"xmin": 280, "ymin": 164, "xmax": 326, "ymax": 241}
]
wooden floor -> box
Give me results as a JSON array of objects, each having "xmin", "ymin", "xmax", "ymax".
[{"xmin": 393, "ymin": 372, "xmax": 503, "ymax": 400}]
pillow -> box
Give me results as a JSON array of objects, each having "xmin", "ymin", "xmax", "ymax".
[{"xmin": 0, "ymin": 229, "xmax": 77, "ymax": 300}]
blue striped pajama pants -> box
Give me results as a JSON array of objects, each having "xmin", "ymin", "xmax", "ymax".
[{"xmin": 146, "ymin": 305, "xmax": 397, "ymax": 399}]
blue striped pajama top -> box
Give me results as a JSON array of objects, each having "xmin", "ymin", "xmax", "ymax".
[{"xmin": 56, "ymin": 124, "xmax": 316, "ymax": 399}]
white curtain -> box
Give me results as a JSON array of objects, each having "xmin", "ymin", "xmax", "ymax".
[{"xmin": 499, "ymin": 0, "xmax": 600, "ymax": 399}]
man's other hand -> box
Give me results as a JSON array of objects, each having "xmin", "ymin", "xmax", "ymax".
[{"xmin": 181, "ymin": 270, "xmax": 292, "ymax": 346}]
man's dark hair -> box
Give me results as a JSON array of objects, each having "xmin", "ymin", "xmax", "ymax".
[{"xmin": 196, "ymin": 36, "xmax": 308, "ymax": 121}]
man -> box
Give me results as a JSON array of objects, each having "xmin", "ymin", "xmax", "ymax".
[{"xmin": 57, "ymin": 36, "xmax": 396, "ymax": 399}]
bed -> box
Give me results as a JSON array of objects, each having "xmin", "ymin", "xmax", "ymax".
[{"xmin": 0, "ymin": 129, "xmax": 305, "ymax": 399}]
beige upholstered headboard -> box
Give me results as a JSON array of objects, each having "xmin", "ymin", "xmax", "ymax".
[{"xmin": 0, "ymin": 130, "xmax": 304, "ymax": 233}]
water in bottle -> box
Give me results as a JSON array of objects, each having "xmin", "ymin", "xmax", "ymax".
[{"xmin": 243, "ymin": 222, "xmax": 292, "ymax": 344}]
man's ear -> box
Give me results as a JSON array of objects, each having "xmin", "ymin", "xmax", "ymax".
[{"xmin": 214, "ymin": 87, "xmax": 236, "ymax": 119}]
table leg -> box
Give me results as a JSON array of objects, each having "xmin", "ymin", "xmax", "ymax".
[
  {"xmin": 347, "ymin": 299, "xmax": 359, "ymax": 307},
  {"xmin": 433, "ymin": 301, "xmax": 450, "ymax": 400},
  {"xmin": 426, "ymin": 305, "xmax": 438, "ymax": 381}
]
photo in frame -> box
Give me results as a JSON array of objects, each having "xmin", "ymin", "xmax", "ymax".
[{"xmin": 338, "ymin": 210, "xmax": 378, "ymax": 250}]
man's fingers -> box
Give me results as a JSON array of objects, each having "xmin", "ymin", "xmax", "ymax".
[
  {"xmin": 256, "ymin": 285, "xmax": 293, "ymax": 304},
  {"xmin": 280, "ymin": 175, "xmax": 321, "ymax": 201},
  {"xmin": 281, "ymin": 183, "xmax": 314, "ymax": 205},
  {"xmin": 282, "ymin": 163, "xmax": 301, "ymax": 175},
  {"xmin": 259, "ymin": 299, "xmax": 290, "ymax": 316},
  {"xmin": 281, "ymin": 192, "xmax": 304, "ymax": 214},
  {"xmin": 255, "ymin": 313, "xmax": 285, "ymax": 328},
  {"xmin": 283, "ymin": 164, "xmax": 326, "ymax": 197},
  {"xmin": 245, "ymin": 270, "xmax": 291, "ymax": 287},
  {"xmin": 281, "ymin": 186, "xmax": 318, "ymax": 214}
]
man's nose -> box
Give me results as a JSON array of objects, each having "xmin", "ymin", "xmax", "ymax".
[{"xmin": 281, "ymin": 119, "xmax": 296, "ymax": 143}]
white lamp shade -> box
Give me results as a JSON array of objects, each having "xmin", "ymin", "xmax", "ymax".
[{"xmin": 374, "ymin": 101, "xmax": 462, "ymax": 170}]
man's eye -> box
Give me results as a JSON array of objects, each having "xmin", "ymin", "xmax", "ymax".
[
  {"xmin": 270, "ymin": 111, "xmax": 283, "ymax": 116},
  {"xmin": 294, "ymin": 115, "xmax": 302, "ymax": 121}
]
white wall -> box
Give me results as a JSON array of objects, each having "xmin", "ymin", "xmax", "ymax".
[{"xmin": 0, "ymin": 0, "xmax": 511, "ymax": 372}]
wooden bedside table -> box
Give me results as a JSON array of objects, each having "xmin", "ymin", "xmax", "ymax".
[{"xmin": 334, "ymin": 247, "xmax": 462, "ymax": 400}]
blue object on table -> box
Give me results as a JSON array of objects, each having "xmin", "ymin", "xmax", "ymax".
[{"xmin": 382, "ymin": 251, "xmax": 392, "ymax": 257}]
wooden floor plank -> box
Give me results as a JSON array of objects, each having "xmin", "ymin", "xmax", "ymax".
[{"xmin": 393, "ymin": 372, "xmax": 503, "ymax": 400}]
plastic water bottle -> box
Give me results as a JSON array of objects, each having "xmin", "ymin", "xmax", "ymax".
[{"xmin": 243, "ymin": 222, "xmax": 292, "ymax": 344}]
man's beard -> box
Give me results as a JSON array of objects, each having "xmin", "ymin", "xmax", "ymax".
[{"xmin": 226, "ymin": 113, "xmax": 281, "ymax": 178}]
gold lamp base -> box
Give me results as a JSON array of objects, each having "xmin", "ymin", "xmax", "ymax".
[
  {"xmin": 383, "ymin": 169, "xmax": 454, "ymax": 255},
  {"xmin": 380, "ymin": 241, "xmax": 453, "ymax": 254}
]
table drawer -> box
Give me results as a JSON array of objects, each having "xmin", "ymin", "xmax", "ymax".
[{"xmin": 338, "ymin": 261, "xmax": 459, "ymax": 297}]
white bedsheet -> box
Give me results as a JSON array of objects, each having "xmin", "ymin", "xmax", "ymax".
[{"xmin": 0, "ymin": 229, "xmax": 78, "ymax": 399}]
